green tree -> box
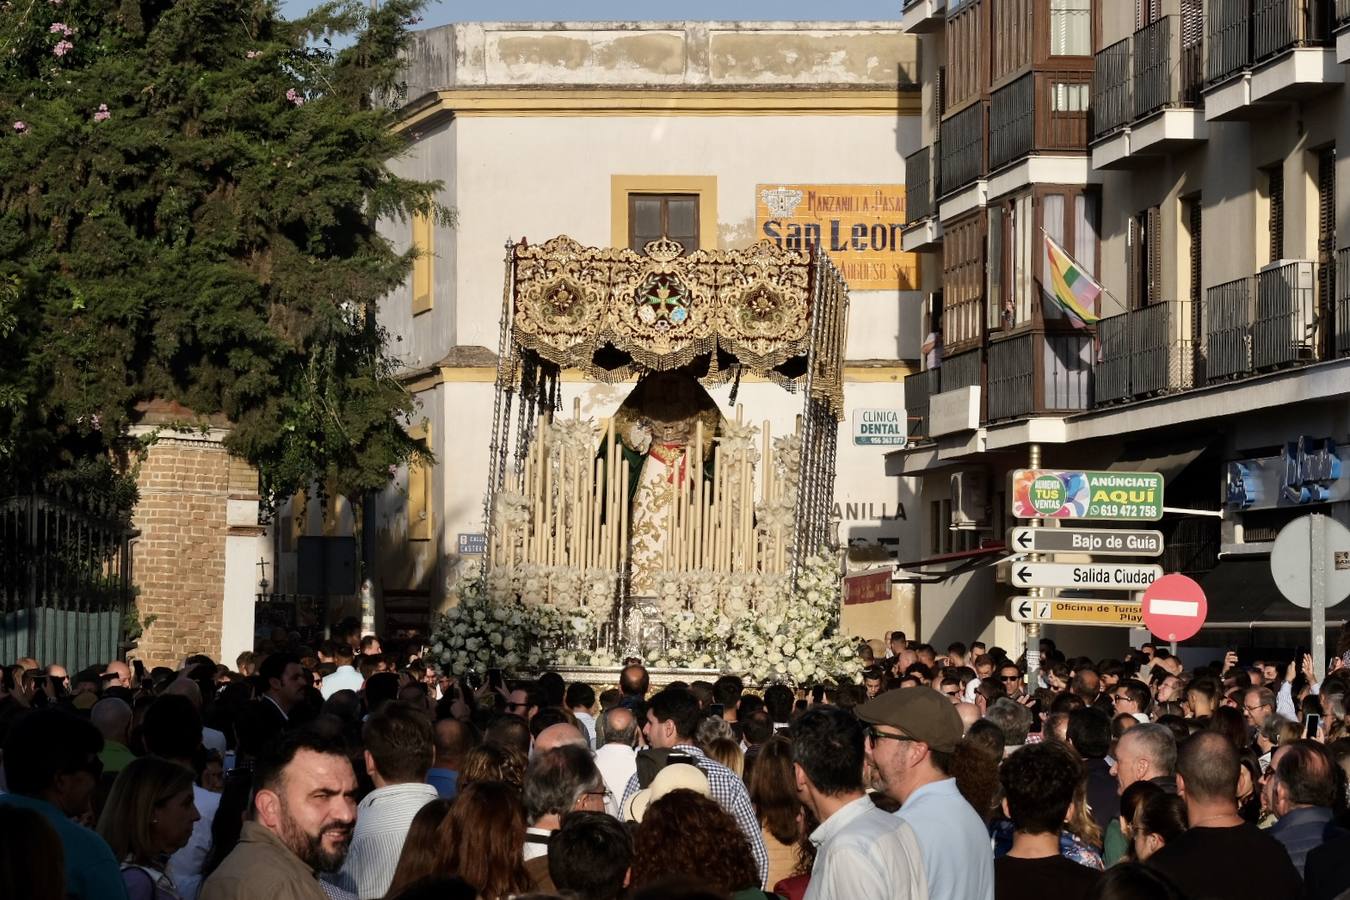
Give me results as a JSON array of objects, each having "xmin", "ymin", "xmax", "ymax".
[{"xmin": 0, "ymin": 0, "xmax": 443, "ymax": 511}]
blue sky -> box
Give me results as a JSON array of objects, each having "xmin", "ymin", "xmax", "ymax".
[{"xmin": 278, "ymin": 0, "xmax": 901, "ymax": 26}]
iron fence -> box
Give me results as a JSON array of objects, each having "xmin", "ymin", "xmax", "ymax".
[
  {"xmin": 940, "ymin": 103, "xmax": 985, "ymax": 195},
  {"xmin": 0, "ymin": 492, "xmax": 134, "ymax": 671},
  {"xmin": 1093, "ymin": 37, "xmax": 1133, "ymax": 138},
  {"xmin": 1338, "ymin": 248, "xmax": 1350, "ymax": 357},
  {"xmin": 990, "ymin": 73, "xmax": 1036, "ymax": 171},
  {"xmin": 1253, "ymin": 260, "xmax": 1319, "ymax": 368},
  {"xmin": 1132, "ymin": 301, "xmax": 1198, "ymax": 395},
  {"xmin": 941, "ymin": 347, "xmax": 983, "ymax": 393},
  {"xmin": 905, "ymin": 145, "xmax": 933, "ymax": 223},
  {"xmin": 986, "ymin": 332, "xmax": 1036, "ymax": 420},
  {"xmin": 1208, "ymin": 0, "xmax": 1253, "ymax": 84},
  {"xmin": 1094, "ymin": 313, "xmax": 1133, "ymax": 404},
  {"xmin": 1206, "ymin": 275, "xmax": 1254, "ymax": 380},
  {"xmin": 1253, "ymin": 0, "xmax": 1332, "ymax": 61},
  {"xmin": 904, "ymin": 368, "xmax": 941, "ymax": 440}
]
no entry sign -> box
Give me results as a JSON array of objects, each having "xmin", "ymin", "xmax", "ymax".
[{"xmin": 1141, "ymin": 574, "xmax": 1208, "ymax": 643}]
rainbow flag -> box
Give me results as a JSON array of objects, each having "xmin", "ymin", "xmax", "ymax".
[{"xmin": 1044, "ymin": 233, "xmax": 1102, "ymax": 328}]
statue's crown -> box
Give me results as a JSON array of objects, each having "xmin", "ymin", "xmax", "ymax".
[{"xmin": 642, "ymin": 236, "xmax": 686, "ymax": 262}]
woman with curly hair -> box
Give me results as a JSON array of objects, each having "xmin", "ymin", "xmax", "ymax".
[
  {"xmin": 456, "ymin": 743, "xmax": 527, "ymax": 792},
  {"xmin": 431, "ymin": 781, "xmax": 530, "ymax": 900},
  {"xmin": 631, "ymin": 789, "xmax": 774, "ymax": 900}
]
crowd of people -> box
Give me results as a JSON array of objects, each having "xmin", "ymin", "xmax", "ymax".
[{"xmin": 4, "ymin": 621, "xmax": 1350, "ymax": 900}]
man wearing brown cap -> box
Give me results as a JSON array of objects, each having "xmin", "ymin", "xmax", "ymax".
[{"xmin": 859, "ymin": 686, "xmax": 994, "ymax": 900}]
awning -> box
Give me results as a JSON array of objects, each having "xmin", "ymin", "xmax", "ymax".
[
  {"xmin": 891, "ymin": 543, "xmax": 1007, "ymax": 584},
  {"xmin": 1111, "ymin": 438, "xmax": 1211, "ymax": 484}
]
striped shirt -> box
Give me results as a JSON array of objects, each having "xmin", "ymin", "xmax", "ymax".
[
  {"xmin": 325, "ymin": 782, "xmax": 438, "ymax": 900},
  {"xmin": 621, "ymin": 744, "xmax": 768, "ymax": 884}
]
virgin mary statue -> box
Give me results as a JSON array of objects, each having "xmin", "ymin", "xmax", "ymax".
[{"xmin": 606, "ymin": 372, "xmax": 724, "ymax": 595}]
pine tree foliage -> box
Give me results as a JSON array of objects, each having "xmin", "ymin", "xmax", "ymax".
[{"xmin": 0, "ymin": 0, "xmax": 445, "ymax": 510}]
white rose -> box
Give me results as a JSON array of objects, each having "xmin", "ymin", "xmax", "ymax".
[
  {"xmin": 489, "ymin": 632, "xmax": 503, "ymax": 646},
  {"xmin": 774, "ymin": 662, "xmax": 787, "ymax": 675},
  {"xmin": 503, "ymin": 636, "xmax": 516, "ymax": 651},
  {"xmin": 768, "ymin": 650, "xmax": 783, "ymax": 665},
  {"xmin": 788, "ymin": 659, "xmax": 804, "ymax": 675},
  {"xmin": 783, "ymin": 642, "xmax": 797, "ymax": 656},
  {"xmin": 465, "ymin": 637, "xmax": 480, "ymax": 651}
]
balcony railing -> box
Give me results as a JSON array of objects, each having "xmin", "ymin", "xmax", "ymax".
[
  {"xmin": 941, "ymin": 347, "xmax": 983, "ymax": 392},
  {"xmin": 1338, "ymin": 247, "xmax": 1350, "ymax": 357},
  {"xmin": 1252, "ymin": 260, "xmax": 1319, "ymax": 368},
  {"xmin": 1205, "ymin": 276, "xmax": 1254, "ymax": 380},
  {"xmin": 940, "ymin": 102, "xmax": 985, "ymax": 195},
  {"xmin": 987, "ymin": 333, "xmax": 1037, "ymax": 420},
  {"xmin": 1252, "ymin": 0, "xmax": 1332, "ymax": 62},
  {"xmin": 1095, "ymin": 313, "xmax": 1133, "ymax": 403},
  {"xmin": 1210, "ymin": 0, "xmax": 1332, "ymax": 84},
  {"xmin": 905, "ymin": 145, "xmax": 933, "ymax": 223},
  {"xmin": 904, "ymin": 368, "xmax": 941, "ymax": 440},
  {"xmin": 1093, "ymin": 37, "xmax": 1132, "ymax": 139},
  {"xmin": 1135, "ymin": 16, "xmax": 1205, "ymax": 118},
  {"xmin": 988, "ymin": 71, "xmax": 1092, "ymax": 171},
  {"xmin": 1208, "ymin": 0, "xmax": 1253, "ymax": 84},
  {"xmin": 1095, "ymin": 302, "xmax": 1201, "ymax": 404},
  {"xmin": 986, "ymin": 330, "xmax": 1093, "ymax": 421}
]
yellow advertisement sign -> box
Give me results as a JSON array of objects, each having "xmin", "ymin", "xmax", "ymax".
[{"xmin": 755, "ymin": 184, "xmax": 920, "ymax": 291}]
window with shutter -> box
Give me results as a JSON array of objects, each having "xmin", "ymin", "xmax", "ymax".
[
  {"xmin": 1147, "ymin": 206, "xmax": 1162, "ymax": 304},
  {"xmin": 937, "ymin": 66, "xmax": 948, "ymax": 117},
  {"xmin": 1318, "ymin": 147, "xmax": 1335, "ymax": 359},
  {"xmin": 411, "ymin": 212, "xmax": 434, "ymax": 315},
  {"xmin": 1267, "ymin": 165, "xmax": 1284, "ymax": 263},
  {"xmin": 1187, "ymin": 198, "xmax": 1203, "ymax": 369},
  {"xmin": 988, "ymin": 205, "xmax": 1005, "ymax": 330},
  {"xmin": 1128, "ymin": 213, "xmax": 1141, "ymax": 309}
]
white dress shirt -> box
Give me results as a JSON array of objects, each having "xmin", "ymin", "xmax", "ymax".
[
  {"xmin": 803, "ymin": 794, "xmax": 927, "ymax": 900},
  {"xmin": 326, "ymin": 781, "xmax": 438, "ymax": 899},
  {"xmin": 594, "ymin": 742, "xmax": 637, "ymax": 811},
  {"xmin": 573, "ymin": 710, "xmax": 598, "ymax": 748},
  {"xmin": 167, "ymin": 783, "xmax": 221, "ymax": 900},
  {"xmin": 321, "ymin": 665, "xmax": 365, "ymax": 700},
  {"xmin": 896, "ymin": 777, "xmax": 993, "ymax": 900}
]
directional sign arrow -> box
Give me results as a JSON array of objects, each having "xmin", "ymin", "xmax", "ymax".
[
  {"xmin": 1006, "ymin": 527, "xmax": 1165, "ymax": 557},
  {"xmin": 1008, "ymin": 597, "xmax": 1144, "ymax": 627},
  {"xmin": 1011, "ymin": 561, "xmax": 1163, "ymax": 591}
]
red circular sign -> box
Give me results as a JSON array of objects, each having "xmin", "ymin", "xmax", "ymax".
[{"xmin": 1141, "ymin": 574, "xmax": 1208, "ymax": 643}]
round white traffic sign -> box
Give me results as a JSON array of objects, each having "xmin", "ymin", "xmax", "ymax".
[{"xmin": 1270, "ymin": 515, "xmax": 1350, "ymax": 610}]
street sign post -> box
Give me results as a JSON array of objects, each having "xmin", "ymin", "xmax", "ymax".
[
  {"xmin": 1007, "ymin": 527, "xmax": 1165, "ymax": 556},
  {"xmin": 1011, "ymin": 469, "xmax": 1165, "ymax": 520},
  {"xmin": 1011, "ymin": 561, "xmax": 1163, "ymax": 591},
  {"xmin": 1140, "ymin": 574, "xmax": 1208, "ymax": 643},
  {"xmin": 1270, "ymin": 514, "xmax": 1350, "ymax": 680},
  {"xmin": 1009, "ymin": 597, "xmax": 1143, "ymax": 627}
]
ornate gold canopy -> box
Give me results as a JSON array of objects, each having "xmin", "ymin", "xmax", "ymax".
[{"xmin": 509, "ymin": 235, "xmax": 848, "ymax": 416}]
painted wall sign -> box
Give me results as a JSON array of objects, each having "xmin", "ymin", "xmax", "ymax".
[
  {"xmin": 852, "ymin": 407, "xmax": 908, "ymax": 447},
  {"xmin": 1011, "ymin": 469, "xmax": 1165, "ymax": 521},
  {"xmin": 756, "ymin": 184, "xmax": 920, "ymax": 290},
  {"xmin": 844, "ymin": 568, "xmax": 893, "ymax": 605}
]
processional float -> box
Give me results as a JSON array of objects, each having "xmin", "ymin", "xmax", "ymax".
[{"xmin": 480, "ymin": 234, "xmax": 849, "ymax": 663}]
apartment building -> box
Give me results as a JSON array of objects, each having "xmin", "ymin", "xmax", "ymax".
[{"xmin": 894, "ymin": 0, "xmax": 1350, "ymax": 655}]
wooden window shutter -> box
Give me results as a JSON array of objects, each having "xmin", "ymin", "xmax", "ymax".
[
  {"xmin": 1147, "ymin": 206, "xmax": 1162, "ymax": 304},
  {"xmin": 1269, "ymin": 166, "xmax": 1285, "ymax": 262},
  {"xmin": 1127, "ymin": 215, "xmax": 1140, "ymax": 310},
  {"xmin": 407, "ymin": 423, "xmax": 433, "ymax": 541},
  {"xmin": 987, "ymin": 205, "xmax": 1004, "ymax": 330}
]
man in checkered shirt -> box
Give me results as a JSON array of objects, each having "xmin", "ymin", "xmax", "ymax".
[{"xmin": 621, "ymin": 687, "xmax": 768, "ymax": 884}]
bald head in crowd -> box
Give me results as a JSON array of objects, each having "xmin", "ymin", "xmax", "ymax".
[
  {"xmin": 600, "ymin": 706, "xmax": 638, "ymax": 746},
  {"xmin": 91, "ymin": 697, "xmax": 132, "ymax": 743},
  {"xmin": 433, "ymin": 718, "xmax": 475, "ymax": 770},
  {"xmin": 165, "ymin": 676, "xmax": 204, "ymax": 707},
  {"xmin": 535, "ymin": 723, "xmax": 588, "ymax": 754}
]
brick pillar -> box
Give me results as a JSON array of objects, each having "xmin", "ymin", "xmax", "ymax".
[{"xmin": 130, "ymin": 431, "xmax": 231, "ymax": 667}]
